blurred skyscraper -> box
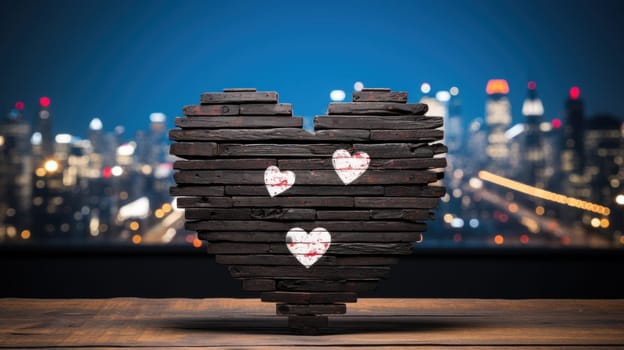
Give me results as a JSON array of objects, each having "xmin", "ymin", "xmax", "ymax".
[{"xmin": 484, "ymin": 79, "xmax": 512, "ymax": 175}]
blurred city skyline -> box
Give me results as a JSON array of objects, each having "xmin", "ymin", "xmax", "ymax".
[{"xmin": 2, "ymin": 0, "xmax": 624, "ymax": 138}]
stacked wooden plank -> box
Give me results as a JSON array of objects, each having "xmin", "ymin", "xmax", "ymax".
[{"xmin": 169, "ymin": 87, "xmax": 447, "ymax": 334}]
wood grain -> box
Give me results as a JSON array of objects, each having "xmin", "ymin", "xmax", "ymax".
[
  {"xmin": 175, "ymin": 116, "xmax": 303, "ymax": 129},
  {"xmin": 183, "ymin": 104, "xmax": 240, "ymax": 116},
  {"xmin": 173, "ymin": 159, "xmax": 276, "ymax": 170},
  {"xmin": 352, "ymin": 90, "xmax": 408, "ymax": 103},
  {"xmin": 328, "ymin": 102, "xmax": 428, "ymax": 115},
  {"xmin": 174, "ymin": 170, "xmax": 439, "ymax": 185},
  {"xmin": 228, "ymin": 266, "xmax": 390, "ymax": 280},
  {"xmin": 200, "ymin": 231, "xmax": 422, "ymax": 243},
  {"xmin": 186, "ymin": 208, "xmax": 316, "ymax": 220},
  {"xmin": 188, "ymin": 220, "xmax": 426, "ymax": 232},
  {"xmin": 2, "ymin": 298, "xmax": 623, "ymax": 347},
  {"xmin": 215, "ymin": 254, "xmax": 399, "ymax": 266},
  {"xmin": 262, "ymin": 292, "xmax": 357, "ymax": 304},
  {"xmin": 205, "ymin": 242, "xmax": 414, "ymax": 255},
  {"xmin": 224, "ymin": 185, "xmax": 385, "ymax": 196},
  {"xmin": 278, "ymin": 157, "xmax": 447, "ymax": 170},
  {"xmin": 200, "ymin": 91, "xmax": 278, "ymax": 104},
  {"xmin": 315, "ymin": 115, "xmax": 443, "ymax": 130},
  {"xmin": 276, "ymin": 303, "xmax": 347, "ymax": 315}
]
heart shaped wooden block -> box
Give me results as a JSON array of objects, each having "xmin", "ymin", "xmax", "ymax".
[{"xmin": 169, "ymin": 87, "xmax": 447, "ymax": 334}]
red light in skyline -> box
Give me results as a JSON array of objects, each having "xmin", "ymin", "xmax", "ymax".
[
  {"xmin": 15, "ymin": 101, "xmax": 25, "ymax": 111},
  {"xmin": 486, "ymin": 79, "xmax": 510, "ymax": 95},
  {"xmin": 569, "ymin": 86, "xmax": 580, "ymax": 100},
  {"xmin": 528, "ymin": 81, "xmax": 536, "ymax": 90},
  {"xmin": 39, "ymin": 96, "xmax": 51, "ymax": 108},
  {"xmin": 552, "ymin": 118, "xmax": 562, "ymax": 129},
  {"xmin": 102, "ymin": 167, "xmax": 112, "ymax": 179}
]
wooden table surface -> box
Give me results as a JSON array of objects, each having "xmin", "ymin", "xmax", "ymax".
[{"xmin": 1, "ymin": 298, "xmax": 623, "ymax": 349}]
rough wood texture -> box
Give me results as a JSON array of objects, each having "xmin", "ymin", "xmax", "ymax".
[
  {"xmin": 169, "ymin": 128, "xmax": 370, "ymax": 142},
  {"xmin": 200, "ymin": 91, "xmax": 278, "ymax": 104},
  {"xmin": 277, "ymin": 303, "xmax": 347, "ymax": 315},
  {"xmin": 352, "ymin": 90, "xmax": 408, "ymax": 103},
  {"xmin": 169, "ymin": 87, "xmax": 448, "ymax": 327},
  {"xmin": 315, "ymin": 115, "xmax": 443, "ymax": 129},
  {"xmin": 174, "ymin": 170, "xmax": 439, "ymax": 185},
  {"xmin": 175, "ymin": 116, "xmax": 303, "ymax": 129},
  {"xmin": 2, "ymin": 298, "xmax": 623, "ymax": 347},
  {"xmin": 328, "ymin": 102, "xmax": 428, "ymax": 115},
  {"xmin": 206, "ymin": 242, "xmax": 414, "ymax": 255},
  {"xmin": 228, "ymin": 266, "xmax": 391, "ymax": 280},
  {"xmin": 201, "ymin": 231, "xmax": 422, "ymax": 243},
  {"xmin": 189, "ymin": 220, "xmax": 426, "ymax": 232},
  {"xmin": 260, "ymin": 292, "xmax": 357, "ymax": 304}
]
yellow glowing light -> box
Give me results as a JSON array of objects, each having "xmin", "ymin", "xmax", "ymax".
[
  {"xmin": 494, "ymin": 234, "xmax": 504, "ymax": 245},
  {"xmin": 478, "ymin": 171, "xmax": 611, "ymax": 216},
  {"xmin": 162, "ymin": 203, "xmax": 172, "ymax": 213},
  {"xmin": 0, "ymin": 135, "xmax": 4, "ymax": 146},
  {"xmin": 508, "ymin": 203, "xmax": 518, "ymax": 213},
  {"xmin": 192, "ymin": 238, "xmax": 202, "ymax": 248},
  {"xmin": 535, "ymin": 206, "xmax": 545, "ymax": 216},
  {"xmin": 154, "ymin": 209, "xmax": 165, "ymax": 219},
  {"xmin": 132, "ymin": 234, "xmax": 142, "ymax": 244},
  {"xmin": 620, "ymin": 236, "xmax": 624, "ymax": 245},
  {"xmin": 600, "ymin": 218, "xmax": 610, "ymax": 229},
  {"xmin": 43, "ymin": 159, "xmax": 60, "ymax": 173},
  {"xmin": 616, "ymin": 194, "xmax": 624, "ymax": 206},
  {"xmin": 7, "ymin": 226, "xmax": 16, "ymax": 238},
  {"xmin": 20, "ymin": 230, "xmax": 31, "ymax": 240},
  {"xmin": 129, "ymin": 221, "xmax": 140, "ymax": 231},
  {"xmin": 590, "ymin": 218, "xmax": 601, "ymax": 228},
  {"xmin": 443, "ymin": 213, "xmax": 453, "ymax": 223},
  {"xmin": 35, "ymin": 168, "xmax": 46, "ymax": 177}
]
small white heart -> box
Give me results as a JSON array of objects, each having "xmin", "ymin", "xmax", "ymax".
[
  {"xmin": 286, "ymin": 227, "xmax": 331, "ymax": 268},
  {"xmin": 332, "ymin": 149, "xmax": 370, "ymax": 185},
  {"xmin": 264, "ymin": 166, "xmax": 295, "ymax": 197}
]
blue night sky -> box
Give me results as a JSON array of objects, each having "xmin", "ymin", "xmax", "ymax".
[{"xmin": 1, "ymin": 0, "xmax": 623, "ymax": 137}]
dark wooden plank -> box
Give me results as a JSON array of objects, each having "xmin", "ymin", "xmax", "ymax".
[
  {"xmin": 228, "ymin": 266, "xmax": 390, "ymax": 280},
  {"xmin": 169, "ymin": 142, "xmax": 218, "ymax": 157},
  {"xmin": 241, "ymin": 279, "xmax": 275, "ymax": 291},
  {"xmin": 288, "ymin": 315, "xmax": 328, "ymax": 333},
  {"xmin": 200, "ymin": 231, "xmax": 422, "ymax": 243},
  {"xmin": 188, "ymin": 220, "xmax": 426, "ymax": 232},
  {"xmin": 314, "ymin": 115, "xmax": 443, "ymax": 130},
  {"xmin": 370, "ymin": 129, "xmax": 444, "ymax": 142},
  {"xmin": 217, "ymin": 254, "xmax": 336, "ymax": 265},
  {"xmin": 277, "ymin": 279, "xmax": 379, "ymax": 292},
  {"xmin": 225, "ymin": 185, "xmax": 385, "ymax": 196},
  {"xmin": 370, "ymin": 209, "xmax": 435, "ymax": 221},
  {"xmin": 232, "ymin": 197, "xmax": 354, "ymax": 208},
  {"xmin": 354, "ymin": 143, "xmax": 448, "ymax": 158},
  {"xmin": 262, "ymin": 292, "xmax": 357, "ymax": 304},
  {"xmin": 277, "ymin": 303, "xmax": 347, "ymax": 315},
  {"xmin": 385, "ymin": 185, "xmax": 447, "ymax": 197},
  {"xmin": 239, "ymin": 103, "xmax": 292, "ymax": 116},
  {"xmin": 206, "ymin": 242, "xmax": 414, "ymax": 255},
  {"xmin": 352, "ymin": 90, "xmax": 408, "ymax": 103},
  {"xmin": 169, "ymin": 128, "xmax": 370, "ymax": 142},
  {"xmin": 175, "ymin": 116, "xmax": 303, "ymax": 129},
  {"xmin": 183, "ymin": 104, "xmax": 240, "ymax": 116},
  {"xmin": 176, "ymin": 197, "xmax": 233, "ymax": 208},
  {"xmin": 174, "ymin": 170, "xmax": 439, "ymax": 185},
  {"xmin": 173, "ymin": 159, "xmax": 276, "ymax": 170},
  {"xmin": 186, "ymin": 208, "xmax": 316, "ymax": 220},
  {"xmin": 315, "ymin": 210, "xmax": 370, "ymax": 220},
  {"xmin": 328, "ymin": 102, "xmax": 428, "ymax": 115},
  {"xmin": 200, "ymin": 91, "xmax": 278, "ymax": 104},
  {"xmin": 355, "ymin": 197, "xmax": 440, "ymax": 209},
  {"xmin": 279, "ymin": 157, "xmax": 446, "ymax": 170},
  {"xmin": 217, "ymin": 143, "xmax": 446, "ymax": 158},
  {"xmin": 218, "ymin": 143, "xmax": 349, "ymax": 157},
  {"xmin": 215, "ymin": 254, "xmax": 399, "ymax": 266},
  {"xmin": 169, "ymin": 186, "xmax": 224, "ymax": 197}
]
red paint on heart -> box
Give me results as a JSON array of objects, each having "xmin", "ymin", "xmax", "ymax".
[{"xmin": 304, "ymin": 251, "xmax": 318, "ymax": 258}]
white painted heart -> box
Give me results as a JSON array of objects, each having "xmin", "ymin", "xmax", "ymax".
[
  {"xmin": 332, "ymin": 149, "xmax": 370, "ymax": 185},
  {"xmin": 286, "ymin": 227, "xmax": 331, "ymax": 268},
  {"xmin": 264, "ymin": 165, "xmax": 295, "ymax": 197}
]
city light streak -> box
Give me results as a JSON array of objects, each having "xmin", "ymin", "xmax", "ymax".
[{"xmin": 478, "ymin": 171, "xmax": 611, "ymax": 216}]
